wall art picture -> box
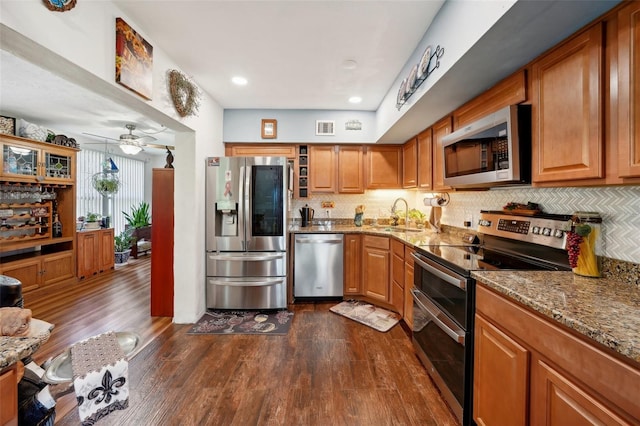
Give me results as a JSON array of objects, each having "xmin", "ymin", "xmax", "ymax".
[{"xmin": 116, "ymin": 18, "xmax": 153, "ymax": 100}]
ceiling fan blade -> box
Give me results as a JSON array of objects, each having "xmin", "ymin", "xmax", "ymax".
[
  {"xmin": 144, "ymin": 142, "xmax": 175, "ymax": 150},
  {"xmin": 82, "ymin": 132, "xmax": 120, "ymax": 142}
]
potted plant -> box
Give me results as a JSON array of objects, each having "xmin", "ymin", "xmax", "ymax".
[
  {"xmin": 91, "ymin": 172, "xmax": 120, "ymax": 196},
  {"xmin": 84, "ymin": 212, "xmax": 101, "ymax": 229},
  {"xmin": 123, "ymin": 201, "xmax": 150, "ymax": 229},
  {"xmin": 114, "ymin": 229, "xmax": 134, "ymax": 264}
]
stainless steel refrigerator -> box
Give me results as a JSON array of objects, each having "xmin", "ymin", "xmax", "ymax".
[{"xmin": 205, "ymin": 156, "xmax": 289, "ymax": 310}]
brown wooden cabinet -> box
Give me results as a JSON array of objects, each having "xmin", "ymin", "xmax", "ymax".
[
  {"xmin": 403, "ymin": 245, "xmax": 415, "ymax": 329},
  {"xmin": 337, "ymin": 146, "xmax": 365, "ymax": 193},
  {"xmin": 362, "ymin": 235, "xmax": 390, "ymax": 302},
  {"xmin": 531, "ymin": 23, "xmax": 604, "ymax": 184},
  {"xmin": 224, "ymin": 143, "xmax": 296, "ymax": 158},
  {"xmin": 431, "ymin": 116, "xmax": 453, "ymax": 191},
  {"xmin": 77, "ymin": 228, "xmax": 114, "ymax": 279},
  {"xmin": 402, "ymin": 137, "xmax": 418, "ymax": 188},
  {"xmin": 417, "ymin": 128, "xmax": 433, "ymax": 190},
  {"xmin": 475, "ymin": 283, "xmax": 640, "ymax": 425},
  {"xmin": 343, "ymin": 234, "xmax": 362, "ymax": 295},
  {"xmin": 307, "ymin": 145, "xmax": 364, "ymax": 194},
  {"xmin": 474, "ymin": 313, "xmax": 529, "ymax": 426},
  {"xmin": 151, "ymin": 168, "xmax": 174, "ymax": 317},
  {"xmin": 365, "ymin": 145, "xmax": 402, "ymax": 189},
  {"xmin": 1, "ymin": 135, "xmax": 77, "ymax": 293},
  {"xmin": 617, "ymin": 2, "xmax": 640, "ymax": 179},
  {"xmin": 390, "ymin": 239, "xmax": 405, "ymax": 315},
  {"xmin": 309, "ymin": 145, "xmax": 336, "ymax": 193},
  {"xmin": 453, "ymin": 71, "xmax": 527, "ymax": 129},
  {"xmin": 0, "ymin": 364, "xmax": 18, "ymax": 426}
]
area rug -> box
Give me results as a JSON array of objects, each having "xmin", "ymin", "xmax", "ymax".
[
  {"xmin": 187, "ymin": 310, "xmax": 294, "ymax": 335},
  {"xmin": 330, "ymin": 300, "xmax": 400, "ymax": 332}
]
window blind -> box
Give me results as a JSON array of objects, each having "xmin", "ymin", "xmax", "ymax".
[{"xmin": 76, "ymin": 149, "xmax": 145, "ymax": 236}]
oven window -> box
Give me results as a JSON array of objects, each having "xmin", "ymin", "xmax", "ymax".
[
  {"xmin": 413, "ymin": 305, "xmax": 466, "ymax": 405},
  {"xmin": 415, "ymin": 263, "xmax": 469, "ymax": 329}
]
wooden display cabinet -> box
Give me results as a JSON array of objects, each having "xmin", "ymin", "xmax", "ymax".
[
  {"xmin": 151, "ymin": 168, "xmax": 174, "ymax": 317},
  {"xmin": 1, "ymin": 134, "xmax": 77, "ymax": 293}
]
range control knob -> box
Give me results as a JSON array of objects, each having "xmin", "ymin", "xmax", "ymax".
[
  {"xmin": 479, "ymin": 219, "xmax": 491, "ymax": 227},
  {"xmin": 542, "ymin": 227, "xmax": 552, "ymax": 236},
  {"xmin": 532, "ymin": 226, "xmax": 541, "ymax": 235},
  {"xmin": 554, "ymin": 229, "xmax": 564, "ymax": 238}
]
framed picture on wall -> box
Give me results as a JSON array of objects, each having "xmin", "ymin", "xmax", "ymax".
[
  {"xmin": 261, "ymin": 119, "xmax": 277, "ymax": 139},
  {"xmin": 115, "ymin": 18, "xmax": 153, "ymax": 100}
]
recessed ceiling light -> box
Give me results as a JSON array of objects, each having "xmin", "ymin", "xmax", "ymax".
[
  {"xmin": 232, "ymin": 76, "xmax": 247, "ymax": 86},
  {"xmin": 349, "ymin": 96, "xmax": 362, "ymax": 104}
]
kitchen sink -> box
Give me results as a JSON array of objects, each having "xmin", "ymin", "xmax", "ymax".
[{"xmin": 368, "ymin": 225, "xmax": 425, "ymax": 233}]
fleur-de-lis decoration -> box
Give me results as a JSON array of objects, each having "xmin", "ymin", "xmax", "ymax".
[{"xmin": 88, "ymin": 370, "xmax": 126, "ymax": 405}]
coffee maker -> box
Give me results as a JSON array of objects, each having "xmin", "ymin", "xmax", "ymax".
[{"xmin": 299, "ymin": 205, "xmax": 314, "ymax": 227}]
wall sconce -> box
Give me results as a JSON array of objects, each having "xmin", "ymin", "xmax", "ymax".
[{"xmin": 423, "ymin": 192, "xmax": 450, "ymax": 207}]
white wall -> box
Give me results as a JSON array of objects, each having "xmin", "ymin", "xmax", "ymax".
[{"xmin": 0, "ymin": 0, "xmax": 223, "ymax": 323}]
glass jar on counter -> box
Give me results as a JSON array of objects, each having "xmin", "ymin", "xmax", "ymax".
[{"xmin": 568, "ymin": 211, "xmax": 602, "ymax": 277}]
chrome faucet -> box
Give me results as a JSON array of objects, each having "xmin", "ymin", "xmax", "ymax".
[{"xmin": 391, "ymin": 197, "xmax": 409, "ymax": 227}]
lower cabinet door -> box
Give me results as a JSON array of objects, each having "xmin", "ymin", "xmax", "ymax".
[
  {"xmin": 43, "ymin": 251, "xmax": 75, "ymax": 286},
  {"xmin": 474, "ymin": 314, "xmax": 529, "ymax": 426},
  {"xmin": 530, "ymin": 356, "xmax": 630, "ymax": 426}
]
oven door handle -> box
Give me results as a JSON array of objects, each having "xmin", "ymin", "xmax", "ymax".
[
  {"xmin": 411, "ymin": 288, "xmax": 466, "ymax": 345},
  {"xmin": 411, "ymin": 252, "xmax": 466, "ymax": 290}
]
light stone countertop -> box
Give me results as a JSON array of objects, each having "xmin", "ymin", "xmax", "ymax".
[
  {"xmin": 471, "ymin": 270, "xmax": 640, "ymax": 365},
  {"xmin": 289, "ymin": 224, "xmax": 640, "ymax": 365}
]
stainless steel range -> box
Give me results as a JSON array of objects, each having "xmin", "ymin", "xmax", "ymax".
[{"xmin": 411, "ymin": 210, "xmax": 573, "ymax": 425}]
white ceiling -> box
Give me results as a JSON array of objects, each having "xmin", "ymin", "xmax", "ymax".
[{"xmin": 0, "ymin": 0, "xmax": 622, "ymax": 155}]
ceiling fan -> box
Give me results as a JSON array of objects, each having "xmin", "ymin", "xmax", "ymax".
[{"xmin": 83, "ymin": 124, "xmax": 170, "ymax": 155}]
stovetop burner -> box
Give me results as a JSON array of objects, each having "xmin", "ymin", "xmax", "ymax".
[{"xmin": 416, "ymin": 210, "xmax": 573, "ymax": 275}]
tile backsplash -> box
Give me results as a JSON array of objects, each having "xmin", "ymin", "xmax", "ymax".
[{"xmin": 291, "ymin": 185, "xmax": 640, "ymax": 264}]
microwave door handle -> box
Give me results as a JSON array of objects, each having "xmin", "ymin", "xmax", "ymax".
[
  {"xmin": 411, "ymin": 288, "xmax": 465, "ymax": 345},
  {"xmin": 411, "ymin": 253, "xmax": 466, "ymax": 290}
]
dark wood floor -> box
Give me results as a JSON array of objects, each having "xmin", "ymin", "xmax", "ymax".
[{"xmin": 24, "ymin": 256, "xmax": 458, "ymax": 425}]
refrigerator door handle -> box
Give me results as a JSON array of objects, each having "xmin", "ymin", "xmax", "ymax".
[
  {"xmin": 208, "ymin": 277, "xmax": 285, "ymax": 287},
  {"xmin": 208, "ymin": 253, "xmax": 285, "ymax": 262},
  {"xmin": 238, "ymin": 165, "xmax": 246, "ymax": 250},
  {"xmin": 245, "ymin": 163, "xmax": 252, "ymax": 246}
]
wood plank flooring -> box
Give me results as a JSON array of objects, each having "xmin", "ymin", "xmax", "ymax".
[{"xmin": 23, "ymin": 256, "xmax": 458, "ymax": 425}]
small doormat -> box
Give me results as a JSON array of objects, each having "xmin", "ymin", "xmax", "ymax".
[
  {"xmin": 187, "ymin": 310, "xmax": 294, "ymax": 335},
  {"xmin": 330, "ymin": 300, "xmax": 400, "ymax": 332}
]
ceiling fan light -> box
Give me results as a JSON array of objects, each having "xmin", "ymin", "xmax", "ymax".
[{"xmin": 120, "ymin": 144, "xmax": 142, "ymax": 155}]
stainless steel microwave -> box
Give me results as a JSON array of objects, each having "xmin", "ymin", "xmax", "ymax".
[{"xmin": 442, "ymin": 104, "xmax": 531, "ymax": 188}]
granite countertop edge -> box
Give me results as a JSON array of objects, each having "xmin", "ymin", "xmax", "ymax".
[
  {"xmin": 471, "ymin": 270, "xmax": 640, "ymax": 365},
  {"xmin": 0, "ymin": 329, "xmax": 52, "ymax": 370}
]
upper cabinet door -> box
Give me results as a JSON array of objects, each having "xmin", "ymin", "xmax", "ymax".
[
  {"xmin": 337, "ymin": 146, "xmax": 365, "ymax": 193},
  {"xmin": 432, "ymin": 116, "xmax": 452, "ymax": 191},
  {"xmin": 417, "ymin": 128, "xmax": 433, "ymax": 190},
  {"xmin": 309, "ymin": 145, "xmax": 336, "ymax": 193},
  {"xmin": 365, "ymin": 146, "xmax": 402, "ymax": 189},
  {"xmin": 617, "ymin": 2, "xmax": 640, "ymax": 178},
  {"xmin": 402, "ymin": 137, "xmax": 418, "ymax": 188},
  {"xmin": 531, "ymin": 24, "xmax": 604, "ymax": 183}
]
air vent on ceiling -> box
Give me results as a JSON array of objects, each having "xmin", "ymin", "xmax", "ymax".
[{"xmin": 316, "ymin": 120, "xmax": 335, "ymax": 136}]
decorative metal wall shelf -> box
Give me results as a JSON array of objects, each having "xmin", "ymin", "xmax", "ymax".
[{"xmin": 397, "ymin": 45, "xmax": 445, "ymax": 110}]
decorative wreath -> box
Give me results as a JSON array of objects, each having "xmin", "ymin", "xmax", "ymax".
[
  {"xmin": 168, "ymin": 69, "xmax": 201, "ymax": 117},
  {"xmin": 42, "ymin": 0, "xmax": 77, "ymax": 12}
]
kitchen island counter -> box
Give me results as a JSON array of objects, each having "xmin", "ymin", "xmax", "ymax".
[{"xmin": 472, "ymin": 270, "xmax": 640, "ymax": 365}]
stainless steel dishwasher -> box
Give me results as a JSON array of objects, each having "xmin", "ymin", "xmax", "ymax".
[{"xmin": 294, "ymin": 234, "xmax": 344, "ymax": 299}]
